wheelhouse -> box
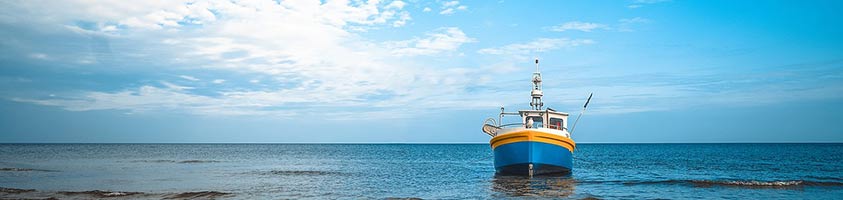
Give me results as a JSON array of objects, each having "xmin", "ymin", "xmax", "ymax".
[{"xmin": 519, "ymin": 109, "xmax": 569, "ymax": 133}]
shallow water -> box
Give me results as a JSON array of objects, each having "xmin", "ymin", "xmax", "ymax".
[{"xmin": 0, "ymin": 143, "xmax": 841, "ymax": 199}]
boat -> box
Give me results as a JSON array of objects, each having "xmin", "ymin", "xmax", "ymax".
[{"xmin": 481, "ymin": 58, "xmax": 584, "ymax": 176}]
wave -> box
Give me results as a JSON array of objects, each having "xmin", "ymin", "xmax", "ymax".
[
  {"xmin": 267, "ymin": 170, "xmax": 347, "ymax": 176},
  {"xmin": 58, "ymin": 190, "xmax": 144, "ymax": 198},
  {"xmin": 693, "ymin": 180, "xmax": 843, "ymax": 188},
  {"xmin": 177, "ymin": 160, "xmax": 220, "ymax": 163},
  {"xmin": 0, "ymin": 187, "xmax": 232, "ymax": 199},
  {"xmin": 164, "ymin": 191, "xmax": 231, "ymax": 199},
  {"xmin": 621, "ymin": 179, "xmax": 843, "ymax": 189},
  {"xmin": 0, "ymin": 187, "xmax": 36, "ymax": 194},
  {"xmin": 131, "ymin": 159, "xmax": 220, "ymax": 164},
  {"xmin": 0, "ymin": 167, "xmax": 58, "ymax": 172}
]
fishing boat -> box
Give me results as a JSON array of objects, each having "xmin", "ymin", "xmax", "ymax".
[{"xmin": 481, "ymin": 59, "xmax": 590, "ymax": 176}]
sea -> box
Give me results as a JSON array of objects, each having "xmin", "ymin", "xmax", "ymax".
[{"xmin": 1, "ymin": 143, "xmax": 841, "ymax": 199}]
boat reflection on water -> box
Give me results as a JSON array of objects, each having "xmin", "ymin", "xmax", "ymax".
[{"xmin": 491, "ymin": 174, "xmax": 576, "ymax": 198}]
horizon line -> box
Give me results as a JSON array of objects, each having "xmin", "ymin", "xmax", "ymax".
[{"xmin": 0, "ymin": 142, "xmax": 841, "ymax": 144}]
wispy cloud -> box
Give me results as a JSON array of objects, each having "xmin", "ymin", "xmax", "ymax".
[
  {"xmin": 16, "ymin": 59, "xmax": 843, "ymax": 117},
  {"xmin": 548, "ymin": 21, "xmax": 608, "ymax": 32},
  {"xmin": 387, "ymin": 27, "xmax": 475, "ymax": 56},
  {"xmin": 3, "ymin": 0, "xmax": 840, "ymax": 120},
  {"xmin": 439, "ymin": 1, "xmax": 467, "ymax": 15},
  {"xmin": 179, "ymin": 75, "xmax": 200, "ymax": 81},
  {"xmin": 1, "ymin": 0, "xmax": 501, "ymax": 118},
  {"xmin": 617, "ymin": 17, "xmax": 651, "ymax": 32},
  {"xmin": 477, "ymin": 38, "xmax": 595, "ymax": 58},
  {"xmin": 13, "ymin": 83, "xmax": 285, "ymax": 116},
  {"xmin": 628, "ymin": 0, "xmax": 671, "ymax": 9},
  {"xmin": 28, "ymin": 53, "xmax": 49, "ymax": 60},
  {"xmin": 547, "ymin": 19, "xmax": 649, "ymax": 33}
]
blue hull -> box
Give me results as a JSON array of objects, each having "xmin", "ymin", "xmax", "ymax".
[{"xmin": 493, "ymin": 141, "xmax": 573, "ymax": 175}]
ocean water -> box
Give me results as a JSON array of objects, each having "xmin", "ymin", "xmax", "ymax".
[{"xmin": 0, "ymin": 143, "xmax": 841, "ymax": 199}]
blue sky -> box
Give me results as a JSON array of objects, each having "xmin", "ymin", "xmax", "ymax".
[{"xmin": 0, "ymin": 0, "xmax": 841, "ymax": 143}]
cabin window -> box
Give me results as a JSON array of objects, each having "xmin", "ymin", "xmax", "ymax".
[
  {"xmin": 526, "ymin": 116, "xmax": 543, "ymax": 128},
  {"xmin": 549, "ymin": 118, "xmax": 564, "ymax": 130}
]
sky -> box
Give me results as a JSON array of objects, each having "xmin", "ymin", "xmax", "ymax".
[{"xmin": 0, "ymin": 0, "xmax": 841, "ymax": 143}]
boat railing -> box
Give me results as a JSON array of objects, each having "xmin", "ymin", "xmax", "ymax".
[
  {"xmin": 486, "ymin": 107, "xmax": 571, "ymax": 136},
  {"xmin": 497, "ymin": 108, "xmax": 520, "ymax": 127},
  {"xmin": 500, "ymin": 123, "xmax": 524, "ymax": 128},
  {"xmin": 548, "ymin": 124, "xmax": 568, "ymax": 131}
]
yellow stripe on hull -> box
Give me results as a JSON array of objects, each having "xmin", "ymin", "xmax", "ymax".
[{"xmin": 490, "ymin": 129, "xmax": 576, "ymax": 152}]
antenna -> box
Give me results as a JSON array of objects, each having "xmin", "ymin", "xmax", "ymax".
[
  {"xmin": 529, "ymin": 58, "xmax": 543, "ymax": 110},
  {"xmin": 570, "ymin": 93, "xmax": 593, "ymax": 135}
]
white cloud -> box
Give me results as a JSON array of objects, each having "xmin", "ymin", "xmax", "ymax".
[
  {"xmin": 387, "ymin": 27, "xmax": 475, "ymax": 56},
  {"xmin": 443, "ymin": 1, "xmax": 460, "ymax": 7},
  {"xmin": 386, "ymin": 1, "xmax": 406, "ymax": 9},
  {"xmin": 628, "ymin": 0, "xmax": 671, "ymax": 9},
  {"xmin": 393, "ymin": 11, "xmax": 411, "ymax": 27},
  {"xmin": 179, "ymin": 75, "xmax": 200, "ymax": 81},
  {"xmin": 423, "ymin": 7, "xmax": 431, "ymax": 12},
  {"xmin": 619, "ymin": 17, "xmax": 650, "ymax": 24},
  {"xmin": 439, "ymin": 1, "xmax": 467, "ymax": 15},
  {"xmin": 4, "ymin": 0, "xmax": 486, "ymax": 118},
  {"xmin": 545, "ymin": 18, "xmax": 649, "ymax": 33},
  {"xmin": 618, "ymin": 17, "xmax": 650, "ymax": 32},
  {"xmin": 160, "ymin": 81, "xmax": 193, "ymax": 91},
  {"xmin": 549, "ymin": 21, "xmax": 608, "ymax": 32},
  {"xmin": 13, "ymin": 84, "xmax": 280, "ymax": 116},
  {"xmin": 4, "ymin": 0, "xmax": 842, "ymax": 120},
  {"xmin": 29, "ymin": 53, "xmax": 48, "ymax": 60},
  {"xmin": 7, "ymin": 0, "xmax": 639, "ymax": 118},
  {"xmin": 1, "ymin": 0, "xmax": 411, "ymax": 33},
  {"xmin": 477, "ymin": 38, "xmax": 594, "ymax": 58}
]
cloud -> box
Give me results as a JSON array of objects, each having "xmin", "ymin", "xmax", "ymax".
[
  {"xmin": 554, "ymin": 62, "xmax": 843, "ymax": 115},
  {"xmin": 1, "ymin": 0, "xmax": 411, "ymax": 33},
  {"xmin": 179, "ymin": 75, "xmax": 200, "ymax": 81},
  {"xmin": 29, "ymin": 53, "xmax": 49, "ymax": 60},
  {"xmin": 618, "ymin": 17, "xmax": 650, "ymax": 32},
  {"xmin": 9, "ymin": 0, "xmax": 835, "ymax": 120},
  {"xmin": 13, "ymin": 84, "xmax": 283, "ymax": 116},
  {"xmin": 547, "ymin": 19, "xmax": 649, "ymax": 33},
  {"xmin": 439, "ymin": 1, "xmax": 467, "ymax": 15},
  {"xmin": 619, "ymin": 17, "xmax": 650, "ymax": 24},
  {"xmin": 387, "ymin": 27, "xmax": 475, "ymax": 56},
  {"xmin": 159, "ymin": 81, "xmax": 194, "ymax": 91},
  {"xmin": 628, "ymin": 0, "xmax": 671, "ymax": 9},
  {"xmin": 477, "ymin": 38, "xmax": 594, "ymax": 58},
  {"xmin": 549, "ymin": 21, "xmax": 609, "ymax": 32},
  {"xmin": 2, "ymin": 0, "xmax": 497, "ymax": 118},
  {"xmin": 423, "ymin": 7, "xmax": 431, "ymax": 12}
]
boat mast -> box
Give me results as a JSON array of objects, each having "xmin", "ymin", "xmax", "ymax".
[{"xmin": 530, "ymin": 58, "xmax": 543, "ymax": 110}]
